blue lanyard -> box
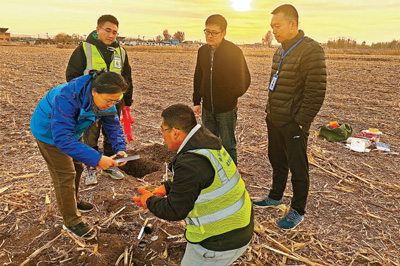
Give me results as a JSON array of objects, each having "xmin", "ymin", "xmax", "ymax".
[{"xmin": 276, "ymin": 36, "xmax": 305, "ymax": 74}]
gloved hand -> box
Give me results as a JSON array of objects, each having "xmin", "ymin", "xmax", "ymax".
[
  {"xmin": 152, "ymin": 185, "xmax": 166, "ymax": 197},
  {"xmin": 133, "ymin": 188, "xmax": 153, "ymax": 209}
]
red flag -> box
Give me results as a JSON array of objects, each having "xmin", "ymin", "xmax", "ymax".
[{"xmin": 121, "ymin": 103, "xmax": 135, "ymax": 143}]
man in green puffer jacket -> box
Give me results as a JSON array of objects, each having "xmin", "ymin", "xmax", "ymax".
[{"xmin": 254, "ymin": 4, "xmax": 327, "ymax": 230}]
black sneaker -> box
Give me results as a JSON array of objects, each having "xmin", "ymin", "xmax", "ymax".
[
  {"xmin": 77, "ymin": 201, "xmax": 94, "ymax": 213},
  {"xmin": 63, "ymin": 222, "xmax": 96, "ymax": 240}
]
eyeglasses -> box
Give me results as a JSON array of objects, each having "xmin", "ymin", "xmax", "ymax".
[
  {"xmin": 160, "ymin": 126, "xmax": 180, "ymax": 134},
  {"xmin": 204, "ymin": 29, "xmax": 221, "ymax": 37},
  {"xmin": 98, "ymin": 93, "xmax": 123, "ymax": 106},
  {"xmin": 101, "ymin": 27, "xmax": 119, "ymax": 36},
  {"xmin": 161, "ymin": 127, "xmax": 173, "ymax": 134}
]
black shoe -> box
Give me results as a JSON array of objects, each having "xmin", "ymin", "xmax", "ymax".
[
  {"xmin": 77, "ymin": 201, "xmax": 94, "ymax": 213},
  {"xmin": 63, "ymin": 222, "xmax": 96, "ymax": 240}
]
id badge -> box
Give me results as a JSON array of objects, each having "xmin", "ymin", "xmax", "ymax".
[
  {"xmin": 113, "ymin": 54, "xmax": 122, "ymax": 69},
  {"xmin": 269, "ymin": 74, "xmax": 279, "ymax": 91}
]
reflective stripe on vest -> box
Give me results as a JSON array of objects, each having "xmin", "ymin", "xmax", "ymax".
[
  {"xmin": 194, "ymin": 169, "xmax": 240, "ymax": 205},
  {"xmin": 180, "ymin": 147, "xmax": 252, "ymax": 243},
  {"xmin": 186, "ymin": 190, "xmax": 246, "ymax": 226},
  {"xmin": 83, "ymin": 42, "xmax": 125, "ymax": 75}
]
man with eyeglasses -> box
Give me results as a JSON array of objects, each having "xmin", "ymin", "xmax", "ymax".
[
  {"xmin": 134, "ymin": 104, "xmax": 253, "ymax": 265},
  {"xmin": 66, "ymin": 14, "xmax": 133, "ymax": 187},
  {"xmin": 193, "ymin": 14, "xmax": 250, "ymax": 166}
]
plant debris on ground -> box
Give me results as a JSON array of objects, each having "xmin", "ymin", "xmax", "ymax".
[{"xmin": 0, "ymin": 44, "xmax": 399, "ymax": 265}]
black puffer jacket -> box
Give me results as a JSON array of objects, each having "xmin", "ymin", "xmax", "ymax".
[
  {"xmin": 147, "ymin": 125, "xmax": 254, "ymax": 251},
  {"xmin": 266, "ymin": 30, "xmax": 326, "ymax": 127},
  {"xmin": 66, "ymin": 30, "xmax": 133, "ymax": 106},
  {"xmin": 193, "ymin": 39, "xmax": 251, "ymax": 114}
]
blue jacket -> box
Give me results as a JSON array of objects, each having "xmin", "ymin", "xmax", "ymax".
[{"xmin": 30, "ymin": 75, "xmax": 126, "ymax": 168}]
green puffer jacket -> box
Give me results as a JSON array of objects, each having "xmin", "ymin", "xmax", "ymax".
[{"xmin": 266, "ymin": 30, "xmax": 327, "ymax": 127}]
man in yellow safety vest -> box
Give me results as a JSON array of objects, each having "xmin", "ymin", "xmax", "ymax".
[
  {"xmin": 66, "ymin": 15, "xmax": 133, "ymax": 187},
  {"xmin": 134, "ymin": 104, "xmax": 253, "ymax": 266}
]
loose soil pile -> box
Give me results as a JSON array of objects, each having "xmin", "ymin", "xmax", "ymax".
[{"xmin": 0, "ymin": 44, "xmax": 399, "ymax": 265}]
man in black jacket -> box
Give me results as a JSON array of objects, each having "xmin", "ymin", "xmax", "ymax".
[
  {"xmin": 134, "ymin": 104, "xmax": 253, "ymax": 265},
  {"xmin": 253, "ymin": 4, "xmax": 327, "ymax": 230},
  {"xmin": 66, "ymin": 15, "xmax": 133, "ymax": 185},
  {"xmin": 193, "ymin": 14, "xmax": 251, "ymax": 165}
]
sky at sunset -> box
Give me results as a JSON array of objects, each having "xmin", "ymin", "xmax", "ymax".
[{"xmin": 2, "ymin": 0, "xmax": 400, "ymax": 45}]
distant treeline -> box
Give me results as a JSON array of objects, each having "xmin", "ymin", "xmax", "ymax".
[
  {"xmin": 11, "ymin": 33, "xmax": 81, "ymax": 44},
  {"xmin": 11, "ymin": 30, "xmax": 186, "ymax": 44},
  {"xmin": 10, "ymin": 34, "xmax": 400, "ymax": 50},
  {"xmin": 325, "ymin": 37, "xmax": 400, "ymax": 49}
]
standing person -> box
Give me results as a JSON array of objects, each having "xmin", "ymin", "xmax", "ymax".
[
  {"xmin": 66, "ymin": 14, "xmax": 133, "ymax": 185},
  {"xmin": 193, "ymin": 14, "xmax": 251, "ymax": 165},
  {"xmin": 133, "ymin": 104, "xmax": 253, "ymax": 266},
  {"xmin": 30, "ymin": 71, "xmax": 128, "ymax": 239},
  {"xmin": 253, "ymin": 4, "xmax": 327, "ymax": 230}
]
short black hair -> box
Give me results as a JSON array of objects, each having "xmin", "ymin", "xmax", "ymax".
[
  {"xmin": 91, "ymin": 71, "xmax": 127, "ymax": 94},
  {"xmin": 272, "ymin": 4, "xmax": 299, "ymax": 24},
  {"xmin": 97, "ymin": 15, "xmax": 119, "ymax": 27},
  {"xmin": 205, "ymin": 14, "xmax": 227, "ymax": 32},
  {"xmin": 161, "ymin": 104, "xmax": 197, "ymax": 134}
]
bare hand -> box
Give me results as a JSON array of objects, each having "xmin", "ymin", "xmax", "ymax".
[
  {"xmin": 193, "ymin": 105, "xmax": 201, "ymax": 115},
  {"xmin": 111, "ymin": 151, "xmax": 128, "ymax": 166},
  {"xmin": 97, "ymin": 156, "xmax": 119, "ymax": 170}
]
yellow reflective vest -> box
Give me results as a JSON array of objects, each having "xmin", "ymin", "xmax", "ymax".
[
  {"xmin": 82, "ymin": 42, "xmax": 125, "ymax": 74},
  {"xmin": 176, "ymin": 147, "xmax": 252, "ymax": 243}
]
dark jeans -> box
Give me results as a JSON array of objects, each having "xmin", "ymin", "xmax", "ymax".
[
  {"xmin": 266, "ymin": 118, "xmax": 310, "ymax": 215},
  {"xmin": 83, "ymin": 101, "xmax": 123, "ymax": 156},
  {"xmin": 36, "ymin": 139, "xmax": 84, "ymax": 227},
  {"xmin": 202, "ymin": 107, "xmax": 238, "ymax": 165}
]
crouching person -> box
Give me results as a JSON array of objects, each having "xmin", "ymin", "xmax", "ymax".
[
  {"xmin": 30, "ymin": 71, "xmax": 128, "ymax": 240},
  {"xmin": 133, "ymin": 104, "xmax": 253, "ymax": 265}
]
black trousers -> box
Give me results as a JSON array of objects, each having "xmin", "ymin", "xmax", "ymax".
[{"xmin": 266, "ymin": 118, "xmax": 310, "ymax": 215}]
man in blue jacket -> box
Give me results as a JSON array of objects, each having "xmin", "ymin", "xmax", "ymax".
[{"xmin": 31, "ymin": 71, "xmax": 128, "ymax": 239}]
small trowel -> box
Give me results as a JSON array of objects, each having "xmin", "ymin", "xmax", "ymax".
[{"xmin": 115, "ymin": 155, "xmax": 140, "ymax": 164}]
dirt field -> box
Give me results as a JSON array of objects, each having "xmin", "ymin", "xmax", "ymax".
[{"xmin": 0, "ymin": 44, "xmax": 399, "ymax": 266}]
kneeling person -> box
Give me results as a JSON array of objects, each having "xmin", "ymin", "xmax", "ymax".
[{"xmin": 134, "ymin": 104, "xmax": 253, "ymax": 265}]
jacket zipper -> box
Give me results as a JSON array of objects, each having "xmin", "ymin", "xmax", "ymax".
[{"xmin": 210, "ymin": 48, "xmax": 215, "ymax": 114}]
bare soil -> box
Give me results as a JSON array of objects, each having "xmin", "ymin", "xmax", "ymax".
[{"xmin": 0, "ymin": 44, "xmax": 399, "ymax": 266}]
